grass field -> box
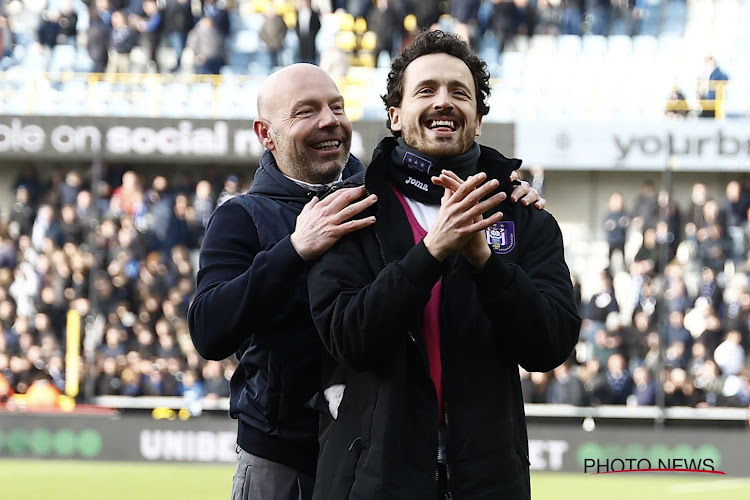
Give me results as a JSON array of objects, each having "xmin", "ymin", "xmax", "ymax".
[{"xmin": 2, "ymin": 460, "xmax": 750, "ymax": 500}]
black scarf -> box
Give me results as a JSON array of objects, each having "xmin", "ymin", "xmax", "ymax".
[{"xmin": 388, "ymin": 138, "xmax": 480, "ymax": 204}]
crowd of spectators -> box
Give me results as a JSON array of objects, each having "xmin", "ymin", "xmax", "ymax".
[
  {"xmin": 2, "ymin": 163, "xmax": 749, "ymax": 411},
  {"xmin": 520, "ymin": 175, "xmax": 750, "ymax": 408},
  {"xmin": 0, "ymin": 164, "xmax": 247, "ymax": 408},
  {"xmin": 0, "ymin": 0, "xmax": 690, "ymax": 75}
]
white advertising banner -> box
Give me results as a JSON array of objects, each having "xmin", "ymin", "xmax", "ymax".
[{"xmin": 516, "ymin": 121, "xmax": 750, "ymax": 171}]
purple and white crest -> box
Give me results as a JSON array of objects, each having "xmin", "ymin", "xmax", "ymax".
[
  {"xmin": 485, "ymin": 221, "xmax": 515, "ymax": 254},
  {"xmin": 403, "ymin": 151, "xmax": 432, "ymax": 174}
]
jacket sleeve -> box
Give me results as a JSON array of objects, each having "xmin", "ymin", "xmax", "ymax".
[
  {"xmin": 474, "ymin": 212, "xmax": 581, "ymax": 372},
  {"xmin": 187, "ymin": 201, "xmax": 310, "ymax": 360},
  {"xmin": 309, "ymin": 235, "xmax": 445, "ymax": 371}
]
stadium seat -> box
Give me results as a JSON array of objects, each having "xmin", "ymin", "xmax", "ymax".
[
  {"xmin": 558, "ymin": 35, "xmax": 582, "ymax": 57},
  {"xmin": 632, "ymin": 35, "xmax": 658, "ymax": 57},
  {"xmin": 607, "ymin": 35, "xmax": 632, "ymax": 57},
  {"xmin": 582, "ymin": 35, "xmax": 607, "ymax": 57}
]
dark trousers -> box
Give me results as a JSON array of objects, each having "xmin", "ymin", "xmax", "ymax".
[{"xmin": 231, "ymin": 449, "xmax": 314, "ymax": 500}]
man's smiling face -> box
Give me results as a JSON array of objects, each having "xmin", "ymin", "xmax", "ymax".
[{"xmin": 388, "ymin": 52, "xmax": 482, "ymax": 158}]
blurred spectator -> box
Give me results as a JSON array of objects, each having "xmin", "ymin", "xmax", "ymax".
[
  {"xmin": 698, "ymin": 55, "xmax": 729, "ymax": 119},
  {"xmin": 13, "ymin": 165, "xmax": 42, "ymax": 206},
  {"xmin": 202, "ymin": 0, "xmax": 230, "ymax": 38},
  {"xmin": 202, "ymin": 360, "xmax": 230, "ymax": 398},
  {"xmin": 367, "ymin": 0, "xmax": 400, "ymax": 60},
  {"xmin": 490, "ymin": 0, "xmax": 522, "ymax": 53},
  {"xmin": 163, "ymin": 0, "xmax": 195, "ymax": 73},
  {"xmin": 664, "ymin": 368, "xmax": 699, "ymax": 406},
  {"xmin": 721, "ymin": 368, "xmax": 750, "ymax": 407},
  {"xmin": 413, "ymin": 0, "xmax": 442, "ymax": 29},
  {"xmin": 523, "ymin": 371, "xmax": 551, "ymax": 403},
  {"xmin": 665, "ymin": 85, "xmax": 689, "ymax": 119},
  {"xmin": 96, "ymin": 356, "xmax": 121, "ymax": 395},
  {"xmin": 714, "ymin": 330, "xmax": 746, "ymax": 376},
  {"xmin": 692, "ymin": 359, "xmax": 724, "ymax": 407},
  {"xmin": 38, "ymin": 0, "xmax": 78, "ymax": 48},
  {"xmin": 696, "ymin": 200, "xmax": 726, "ymax": 271},
  {"xmin": 0, "ymin": 15, "xmax": 16, "ymax": 70},
  {"xmin": 215, "ymin": 175, "xmax": 240, "ymax": 206},
  {"xmin": 135, "ymin": 0, "xmax": 162, "ymax": 72},
  {"xmin": 559, "ymin": 0, "xmax": 583, "ymax": 35},
  {"xmin": 181, "ymin": 368, "xmax": 204, "ymax": 415},
  {"xmin": 581, "ymin": 270, "xmax": 618, "ymax": 344},
  {"xmin": 603, "ymin": 192, "xmax": 629, "ymax": 270},
  {"xmin": 295, "ymin": 0, "xmax": 321, "ymax": 63},
  {"xmin": 534, "ymin": 0, "xmax": 563, "ymax": 35},
  {"xmin": 191, "ymin": 180, "xmax": 214, "ymax": 231},
  {"xmin": 629, "ymin": 365, "xmax": 655, "ymax": 406},
  {"xmin": 697, "ymin": 266, "xmax": 723, "ymax": 312},
  {"xmin": 145, "ymin": 175, "xmax": 174, "ymax": 251},
  {"xmin": 723, "ymin": 181, "xmax": 749, "ymax": 262},
  {"xmin": 9, "ymin": 187, "xmax": 35, "ymax": 241},
  {"xmin": 31, "ymin": 204, "xmax": 64, "ymax": 251},
  {"xmin": 186, "ymin": 16, "xmax": 224, "ymax": 74},
  {"xmin": 584, "ymin": 0, "xmax": 611, "ymax": 35},
  {"xmin": 579, "ymin": 357, "xmax": 607, "ymax": 405},
  {"xmin": 546, "ymin": 362, "xmax": 585, "ymax": 405},
  {"xmin": 631, "ymin": 180, "xmax": 658, "ymax": 232},
  {"xmin": 86, "ymin": 8, "xmax": 112, "ymax": 73},
  {"xmin": 260, "ymin": 4, "xmax": 288, "ymax": 68},
  {"xmin": 109, "ymin": 10, "xmax": 139, "ymax": 73}
]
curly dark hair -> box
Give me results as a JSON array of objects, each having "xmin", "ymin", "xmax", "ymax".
[{"xmin": 381, "ymin": 30, "xmax": 491, "ymax": 134}]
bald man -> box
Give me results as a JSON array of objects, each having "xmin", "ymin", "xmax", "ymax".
[
  {"xmin": 189, "ymin": 64, "xmax": 377, "ymax": 499},
  {"xmin": 188, "ymin": 64, "xmax": 541, "ymax": 500}
]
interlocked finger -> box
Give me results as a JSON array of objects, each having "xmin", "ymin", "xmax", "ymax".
[
  {"xmin": 446, "ymin": 172, "xmax": 488, "ymax": 204},
  {"xmin": 453, "ymin": 178, "xmax": 501, "ymax": 213},
  {"xmin": 465, "ymin": 210, "xmax": 504, "ymax": 233}
]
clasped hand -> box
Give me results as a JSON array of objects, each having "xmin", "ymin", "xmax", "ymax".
[{"xmin": 423, "ymin": 170, "xmax": 506, "ymax": 270}]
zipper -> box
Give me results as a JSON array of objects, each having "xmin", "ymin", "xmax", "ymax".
[
  {"xmin": 364, "ymin": 185, "xmax": 387, "ymax": 267},
  {"xmin": 438, "ymin": 263, "xmax": 456, "ymax": 499},
  {"xmin": 408, "ymin": 330, "xmax": 443, "ymax": 496}
]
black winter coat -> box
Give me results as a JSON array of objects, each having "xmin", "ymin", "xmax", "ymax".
[
  {"xmin": 308, "ymin": 138, "xmax": 581, "ymax": 499},
  {"xmin": 188, "ymin": 151, "xmax": 364, "ymax": 474}
]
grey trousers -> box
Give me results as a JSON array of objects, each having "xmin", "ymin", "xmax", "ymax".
[{"xmin": 231, "ymin": 449, "xmax": 315, "ymax": 500}]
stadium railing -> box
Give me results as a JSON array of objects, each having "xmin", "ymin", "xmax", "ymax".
[{"xmin": 90, "ymin": 396, "xmax": 749, "ymax": 424}]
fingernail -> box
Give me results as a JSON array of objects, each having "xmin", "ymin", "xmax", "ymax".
[
  {"xmin": 370, "ymin": 195, "xmax": 377, "ymax": 200},
  {"xmin": 511, "ymin": 196, "xmax": 517, "ymax": 202}
]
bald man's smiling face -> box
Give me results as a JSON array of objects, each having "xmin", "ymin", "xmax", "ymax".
[{"xmin": 254, "ymin": 65, "xmax": 353, "ymax": 185}]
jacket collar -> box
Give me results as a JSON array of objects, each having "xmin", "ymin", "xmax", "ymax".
[
  {"xmin": 250, "ymin": 150, "xmax": 365, "ymax": 202},
  {"xmin": 368, "ymin": 137, "xmax": 522, "ymax": 186}
]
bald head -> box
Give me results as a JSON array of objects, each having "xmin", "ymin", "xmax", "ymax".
[
  {"xmin": 253, "ymin": 63, "xmax": 353, "ymax": 185},
  {"xmin": 257, "ymin": 64, "xmax": 337, "ymax": 122}
]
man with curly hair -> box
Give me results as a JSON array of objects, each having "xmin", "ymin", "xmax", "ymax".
[{"xmin": 308, "ymin": 30, "xmax": 581, "ymax": 499}]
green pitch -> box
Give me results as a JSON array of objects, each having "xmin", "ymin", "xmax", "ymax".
[{"xmin": 2, "ymin": 460, "xmax": 750, "ymax": 499}]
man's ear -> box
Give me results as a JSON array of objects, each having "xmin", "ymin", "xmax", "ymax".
[
  {"xmin": 253, "ymin": 119, "xmax": 275, "ymax": 151},
  {"xmin": 388, "ymin": 107, "xmax": 402, "ymax": 132},
  {"xmin": 475, "ymin": 115, "xmax": 483, "ymax": 137}
]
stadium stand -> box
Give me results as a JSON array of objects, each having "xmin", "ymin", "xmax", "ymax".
[{"xmin": 0, "ymin": 0, "xmax": 749, "ymax": 414}]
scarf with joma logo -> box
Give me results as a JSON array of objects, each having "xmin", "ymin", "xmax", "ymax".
[{"xmin": 388, "ymin": 138, "xmax": 480, "ymax": 205}]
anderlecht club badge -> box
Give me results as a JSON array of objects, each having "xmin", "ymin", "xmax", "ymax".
[{"xmin": 485, "ymin": 221, "xmax": 515, "ymax": 254}]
